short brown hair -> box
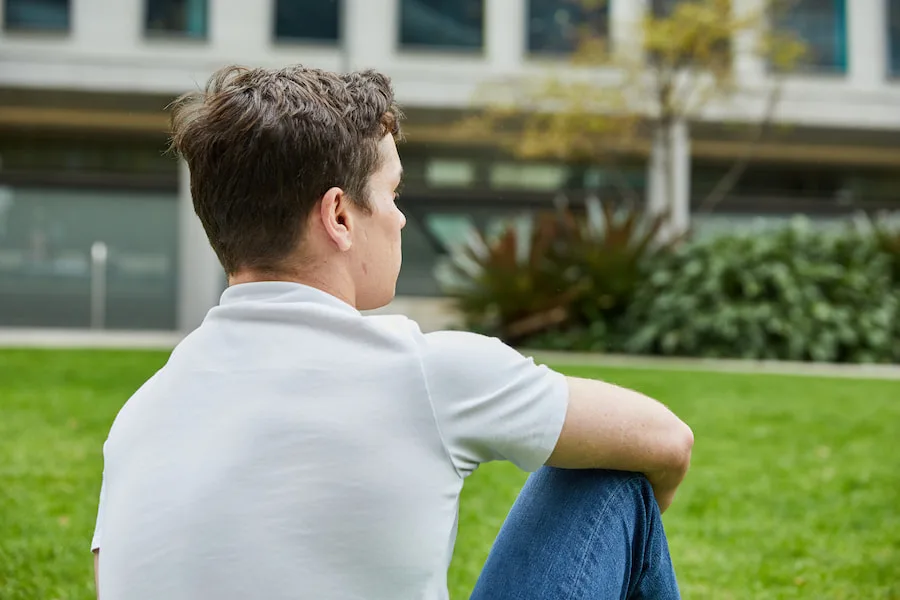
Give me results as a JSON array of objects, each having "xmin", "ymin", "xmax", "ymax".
[{"xmin": 169, "ymin": 65, "xmax": 403, "ymax": 274}]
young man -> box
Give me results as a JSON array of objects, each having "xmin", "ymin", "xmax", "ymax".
[{"xmin": 91, "ymin": 65, "xmax": 693, "ymax": 600}]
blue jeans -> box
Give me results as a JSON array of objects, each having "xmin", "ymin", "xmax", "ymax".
[{"xmin": 470, "ymin": 468, "xmax": 681, "ymax": 599}]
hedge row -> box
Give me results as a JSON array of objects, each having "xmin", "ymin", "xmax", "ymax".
[{"xmin": 443, "ymin": 208, "xmax": 900, "ymax": 364}]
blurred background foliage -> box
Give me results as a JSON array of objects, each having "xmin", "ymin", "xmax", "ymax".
[{"xmin": 443, "ymin": 206, "xmax": 900, "ymax": 363}]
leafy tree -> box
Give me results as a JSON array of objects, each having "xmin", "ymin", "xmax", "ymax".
[{"xmin": 466, "ymin": 0, "xmax": 806, "ymax": 239}]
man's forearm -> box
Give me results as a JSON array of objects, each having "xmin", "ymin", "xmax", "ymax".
[{"xmin": 93, "ymin": 550, "xmax": 99, "ymax": 599}]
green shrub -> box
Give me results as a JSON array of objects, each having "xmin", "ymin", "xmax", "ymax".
[
  {"xmin": 870, "ymin": 214, "xmax": 900, "ymax": 361},
  {"xmin": 444, "ymin": 207, "xmax": 899, "ymax": 363},
  {"xmin": 623, "ymin": 217, "xmax": 900, "ymax": 363},
  {"xmin": 871, "ymin": 213, "xmax": 900, "ymax": 284},
  {"xmin": 524, "ymin": 321, "xmax": 613, "ymax": 353}
]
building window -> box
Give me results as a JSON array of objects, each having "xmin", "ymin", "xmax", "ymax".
[
  {"xmin": 145, "ymin": 0, "xmax": 208, "ymax": 38},
  {"xmin": 0, "ymin": 186, "xmax": 179, "ymax": 330},
  {"xmin": 425, "ymin": 160, "xmax": 476, "ymax": 188},
  {"xmin": 490, "ymin": 162, "xmax": 571, "ymax": 191},
  {"xmin": 773, "ymin": 0, "xmax": 847, "ymax": 73},
  {"xmin": 528, "ymin": 0, "xmax": 609, "ymax": 55},
  {"xmin": 691, "ymin": 161, "xmax": 900, "ymax": 210},
  {"xmin": 274, "ymin": 0, "xmax": 340, "ymax": 43},
  {"xmin": 3, "ymin": 0, "xmax": 70, "ymax": 31},
  {"xmin": 890, "ymin": 0, "xmax": 900, "ymax": 76},
  {"xmin": 399, "ymin": 0, "xmax": 484, "ymax": 51}
]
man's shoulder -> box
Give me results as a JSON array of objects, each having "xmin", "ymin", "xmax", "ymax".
[
  {"xmin": 360, "ymin": 313, "xmax": 421, "ymax": 335},
  {"xmin": 362, "ymin": 316, "xmax": 506, "ymax": 356},
  {"xmin": 420, "ymin": 329, "xmax": 518, "ymax": 360},
  {"xmin": 102, "ymin": 366, "xmax": 168, "ymax": 450}
]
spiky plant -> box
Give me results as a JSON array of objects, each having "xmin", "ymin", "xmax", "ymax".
[
  {"xmin": 441, "ymin": 212, "xmax": 582, "ymax": 342},
  {"xmin": 441, "ymin": 197, "xmax": 680, "ymax": 346}
]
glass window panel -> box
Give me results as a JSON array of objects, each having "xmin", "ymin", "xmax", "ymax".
[
  {"xmin": 425, "ymin": 160, "xmax": 476, "ymax": 188},
  {"xmin": 145, "ymin": 0, "xmax": 208, "ymax": 38},
  {"xmin": 0, "ymin": 187, "xmax": 178, "ymax": 330},
  {"xmin": 691, "ymin": 161, "xmax": 900, "ymax": 208},
  {"xmin": 0, "ymin": 135, "xmax": 175, "ymax": 176},
  {"xmin": 490, "ymin": 162, "xmax": 570, "ymax": 190},
  {"xmin": 890, "ymin": 0, "xmax": 900, "ymax": 76},
  {"xmin": 395, "ymin": 207, "xmax": 544, "ymax": 296},
  {"xmin": 425, "ymin": 212, "xmax": 531, "ymax": 292},
  {"xmin": 274, "ymin": 0, "xmax": 340, "ymax": 42},
  {"xmin": 396, "ymin": 209, "xmax": 444, "ymax": 296},
  {"xmin": 528, "ymin": 0, "xmax": 609, "ymax": 55},
  {"xmin": 4, "ymin": 0, "xmax": 69, "ymax": 31},
  {"xmin": 584, "ymin": 166, "xmax": 647, "ymax": 192},
  {"xmin": 425, "ymin": 214, "xmax": 477, "ymax": 250},
  {"xmin": 774, "ymin": 0, "xmax": 847, "ymax": 72},
  {"xmin": 399, "ymin": 0, "xmax": 484, "ymax": 50}
]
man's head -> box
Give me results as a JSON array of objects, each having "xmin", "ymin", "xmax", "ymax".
[{"xmin": 169, "ymin": 65, "xmax": 406, "ymax": 310}]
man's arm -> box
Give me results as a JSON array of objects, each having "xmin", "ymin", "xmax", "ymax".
[
  {"xmin": 93, "ymin": 550, "xmax": 99, "ymax": 599},
  {"xmin": 547, "ymin": 377, "xmax": 694, "ymax": 512}
]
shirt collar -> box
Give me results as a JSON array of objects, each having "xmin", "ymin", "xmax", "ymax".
[{"xmin": 219, "ymin": 282, "xmax": 360, "ymax": 315}]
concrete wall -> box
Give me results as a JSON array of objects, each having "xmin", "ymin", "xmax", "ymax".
[{"xmin": 2, "ymin": 0, "xmax": 900, "ymax": 130}]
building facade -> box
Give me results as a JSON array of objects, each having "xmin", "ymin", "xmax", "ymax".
[{"xmin": 1, "ymin": 0, "xmax": 899, "ymax": 333}]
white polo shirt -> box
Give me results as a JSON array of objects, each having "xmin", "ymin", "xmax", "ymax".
[{"xmin": 91, "ymin": 282, "xmax": 569, "ymax": 600}]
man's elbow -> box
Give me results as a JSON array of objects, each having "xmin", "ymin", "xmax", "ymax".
[{"xmin": 664, "ymin": 421, "xmax": 694, "ymax": 475}]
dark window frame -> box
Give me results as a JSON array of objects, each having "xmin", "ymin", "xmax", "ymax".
[
  {"xmin": 889, "ymin": 0, "xmax": 900, "ymax": 77},
  {"xmin": 770, "ymin": 0, "xmax": 848, "ymax": 75},
  {"xmin": 397, "ymin": 0, "xmax": 486, "ymax": 54},
  {"xmin": 3, "ymin": 0, "xmax": 71, "ymax": 33},
  {"xmin": 526, "ymin": 0, "xmax": 611, "ymax": 57},
  {"xmin": 690, "ymin": 159, "xmax": 900, "ymax": 214},
  {"xmin": 272, "ymin": 0, "xmax": 342, "ymax": 45},
  {"xmin": 143, "ymin": 0, "xmax": 210, "ymax": 40}
]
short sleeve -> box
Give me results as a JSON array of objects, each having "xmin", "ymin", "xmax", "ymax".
[
  {"xmin": 420, "ymin": 330, "xmax": 569, "ymax": 474},
  {"xmin": 91, "ymin": 469, "xmax": 106, "ymax": 552}
]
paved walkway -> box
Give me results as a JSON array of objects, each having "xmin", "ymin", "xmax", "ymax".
[
  {"xmin": 0, "ymin": 328, "xmax": 182, "ymax": 350},
  {"xmin": 1, "ymin": 329, "xmax": 899, "ymax": 381},
  {"xmin": 526, "ymin": 350, "xmax": 900, "ymax": 380}
]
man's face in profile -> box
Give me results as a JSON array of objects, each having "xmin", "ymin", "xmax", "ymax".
[{"xmin": 350, "ymin": 134, "xmax": 406, "ymax": 311}]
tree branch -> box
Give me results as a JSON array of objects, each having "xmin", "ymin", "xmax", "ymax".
[{"xmin": 695, "ymin": 81, "xmax": 783, "ymax": 214}]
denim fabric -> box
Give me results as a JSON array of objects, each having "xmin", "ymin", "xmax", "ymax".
[{"xmin": 471, "ymin": 468, "xmax": 680, "ymax": 599}]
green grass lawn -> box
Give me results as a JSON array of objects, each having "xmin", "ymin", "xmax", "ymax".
[{"xmin": 1, "ymin": 349, "xmax": 898, "ymax": 599}]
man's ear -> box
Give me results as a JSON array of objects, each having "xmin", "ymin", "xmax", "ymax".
[{"xmin": 319, "ymin": 187, "xmax": 353, "ymax": 252}]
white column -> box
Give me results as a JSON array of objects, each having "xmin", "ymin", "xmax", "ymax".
[
  {"xmin": 177, "ymin": 160, "xmax": 224, "ymax": 334},
  {"xmin": 610, "ymin": 0, "xmax": 647, "ymax": 61},
  {"xmin": 343, "ymin": 0, "xmax": 396, "ymax": 71},
  {"xmin": 647, "ymin": 135, "xmax": 664, "ymax": 211},
  {"xmin": 74, "ymin": 0, "xmax": 139, "ymax": 51},
  {"xmin": 671, "ymin": 119, "xmax": 691, "ymax": 236},
  {"xmin": 732, "ymin": 0, "xmax": 767, "ymax": 84},
  {"xmin": 487, "ymin": 0, "xmax": 526, "ymax": 71},
  {"xmin": 848, "ymin": 0, "xmax": 888, "ymax": 88},
  {"xmin": 216, "ymin": 0, "xmax": 270, "ymax": 56},
  {"xmin": 647, "ymin": 120, "xmax": 691, "ymax": 240}
]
